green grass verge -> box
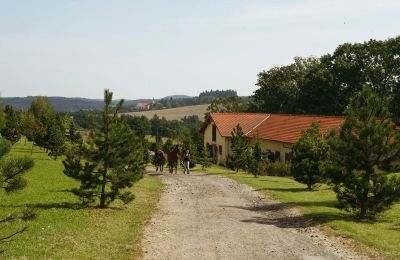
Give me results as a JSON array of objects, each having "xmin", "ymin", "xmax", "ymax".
[
  {"xmin": 1, "ymin": 141, "xmax": 163, "ymax": 259},
  {"xmin": 194, "ymin": 165, "xmax": 400, "ymax": 259}
]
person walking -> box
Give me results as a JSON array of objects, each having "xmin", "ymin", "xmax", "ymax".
[{"xmin": 183, "ymin": 149, "xmax": 191, "ymax": 174}]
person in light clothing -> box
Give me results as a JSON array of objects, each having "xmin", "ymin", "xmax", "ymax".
[{"xmin": 183, "ymin": 149, "xmax": 191, "ymax": 174}]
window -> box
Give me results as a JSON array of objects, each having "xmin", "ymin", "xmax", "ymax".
[
  {"xmin": 275, "ymin": 151, "xmax": 281, "ymax": 162},
  {"xmin": 285, "ymin": 153, "xmax": 291, "ymax": 163},
  {"xmin": 212, "ymin": 124, "xmax": 217, "ymax": 142},
  {"xmin": 218, "ymin": 145, "xmax": 222, "ymax": 155}
]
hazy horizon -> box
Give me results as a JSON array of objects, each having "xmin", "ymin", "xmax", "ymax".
[{"xmin": 1, "ymin": 0, "xmax": 400, "ymax": 99}]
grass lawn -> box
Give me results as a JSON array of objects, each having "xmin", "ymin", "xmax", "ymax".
[
  {"xmin": 192, "ymin": 165, "xmax": 400, "ymax": 259},
  {"xmin": 0, "ymin": 141, "xmax": 163, "ymax": 259}
]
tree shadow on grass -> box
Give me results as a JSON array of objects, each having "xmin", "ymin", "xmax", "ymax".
[
  {"xmin": 253, "ymin": 187, "xmax": 308, "ymax": 192},
  {"xmin": 0, "ymin": 202, "xmax": 124, "ymax": 211}
]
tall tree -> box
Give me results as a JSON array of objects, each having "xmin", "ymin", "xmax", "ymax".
[
  {"xmin": 29, "ymin": 96, "xmax": 55, "ymax": 119},
  {"xmin": 63, "ymin": 90, "xmax": 145, "ymax": 208},
  {"xmin": 291, "ymin": 122, "xmax": 330, "ymax": 190},
  {"xmin": 327, "ymin": 86, "xmax": 400, "ymax": 217}
]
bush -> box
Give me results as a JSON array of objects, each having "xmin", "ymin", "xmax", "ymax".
[{"xmin": 259, "ymin": 161, "xmax": 291, "ymax": 177}]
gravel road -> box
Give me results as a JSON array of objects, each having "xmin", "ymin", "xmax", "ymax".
[{"xmin": 142, "ymin": 172, "xmax": 368, "ymax": 260}]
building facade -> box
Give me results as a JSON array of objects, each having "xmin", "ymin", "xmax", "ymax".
[{"xmin": 202, "ymin": 113, "xmax": 345, "ymax": 165}]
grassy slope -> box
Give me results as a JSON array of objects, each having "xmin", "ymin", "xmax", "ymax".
[
  {"xmin": 121, "ymin": 104, "xmax": 209, "ymax": 121},
  {"xmin": 192, "ymin": 165, "xmax": 400, "ymax": 259},
  {"xmin": 1, "ymin": 141, "xmax": 163, "ymax": 259}
]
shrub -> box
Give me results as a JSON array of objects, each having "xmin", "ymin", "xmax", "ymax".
[{"xmin": 259, "ymin": 161, "xmax": 291, "ymax": 177}]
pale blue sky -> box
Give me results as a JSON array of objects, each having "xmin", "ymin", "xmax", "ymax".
[{"xmin": 1, "ymin": 0, "xmax": 399, "ymax": 99}]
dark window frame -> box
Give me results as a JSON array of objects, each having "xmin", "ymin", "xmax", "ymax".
[{"xmin": 212, "ymin": 124, "xmax": 217, "ymax": 142}]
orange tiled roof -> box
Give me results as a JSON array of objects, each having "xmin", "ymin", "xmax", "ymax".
[
  {"xmin": 209, "ymin": 113, "xmax": 345, "ymax": 144},
  {"xmin": 247, "ymin": 114, "xmax": 344, "ymax": 143},
  {"xmin": 209, "ymin": 113, "xmax": 270, "ymax": 137}
]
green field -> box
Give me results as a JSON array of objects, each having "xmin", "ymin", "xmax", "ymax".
[
  {"xmin": 0, "ymin": 141, "xmax": 163, "ymax": 259},
  {"xmin": 195, "ymin": 165, "xmax": 400, "ymax": 259},
  {"xmin": 121, "ymin": 104, "xmax": 209, "ymax": 120}
]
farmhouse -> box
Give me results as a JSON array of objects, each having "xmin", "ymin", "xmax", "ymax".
[
  {"xmin": 202, "ymin": 113, "xmax": 345, "ymax": 165},
  {"xmin": 135, "ymin": 102, "xmax": 151, "ymax": 110}
]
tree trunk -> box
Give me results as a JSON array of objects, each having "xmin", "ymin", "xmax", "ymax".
[{"xmin": 99, "ymin": 169, "xmax": 107, "ymax": 208}]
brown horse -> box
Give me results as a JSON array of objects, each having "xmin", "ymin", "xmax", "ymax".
[
  {"xmin": 154, "ymin": 149, "xmax": 166, "ymax": 172},
  {"xmin": 167, "ymin": 144, "xmax": 181, "ymax": 174}
]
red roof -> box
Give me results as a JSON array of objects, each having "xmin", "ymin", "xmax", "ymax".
[
  {"xmin": 247, "ymin": 114, "xmax": 344, "ymax": 143},
  {"xmin": 136, "ymin": 102, "xmax": 150, "ymax": 107},
  {"xmin": 209, "ymin": 113, "xmax": 270, "ymax": 137},
  {"xmin": 208, "ymin": 113, "xmax": 345, "ymax": 144}
]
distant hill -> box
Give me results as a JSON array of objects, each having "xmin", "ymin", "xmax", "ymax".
[{"xmin": 1, "ymin": 96, "xmax": 154, "ymax": 112}]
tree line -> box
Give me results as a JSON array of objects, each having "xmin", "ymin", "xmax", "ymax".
[{"xmin": 249, "ymin": 36, "xmax": 400, "ymax": 124}]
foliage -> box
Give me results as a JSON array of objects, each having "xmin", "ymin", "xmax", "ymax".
[
  {"xmin": 0, "ymin": 137, "xmax": 35, "ymax": 249},
  {"xmin": 247, "ymin": 141, "xmax": 263, "ymax": 177},
  {"xmin": 258, "ymin": 161, "xmax": 291, "ymax": 177},
  {"xmin": 68, "ymin": 121, "xmax": 82, "ymax": 144},
  {"xmin": 63, "ymin": 90, "xmax": 145, "ymax": 208},
  {"xmin": 29, "ymin": 96, "xmax": 55, "ymax": 119},
  {"xmin": 207, "ymin": 96, "xmax": 248, "ymax": 114},
  {"xmin": 0, "ymin": 101, "xmax": 5, "ymax": 130},
  {"xmin": 162, "ymin": 138, "xmax": 175, "ymax": 152},
  {"xmin": 197, "ymin": 147, "xmax": 212, "ymax": 170},
  {"xmin": 45, "ymin": 117, "xmax": 66, "ymax": 160},
  {"xmin": 1, "ymin": 105, "xmax": 21, "ymax": 143},
  {"xmin": 327, "ymin": 86, "xmax": 400, "ymax": 217},
  {"xmin": 230, "ymin": 124, "xmax": 249, "ymax": 172},
  {"xmin": 1, "ymin": 141, "xmax": 163, "ymax": 258},
  {"xmin": 250, "ymin": 36, "xmax": 400, "ymax": 124},
  {"xmin": 291, "ymin": 122, "xmax": 330, "ymax": 190}
]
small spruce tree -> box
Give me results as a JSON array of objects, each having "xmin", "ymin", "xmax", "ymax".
[
  {"xmin": 291, "ymin": 122, "xmax": 329, "ymax": 190},
  {"xmin": 197, "ymin": 146, "xmax": 212, "ymax": 170},
  {"xmin": 63, "ymin": 90, "xmax": 145, "ymax": 208},
  {"xmin": 230, "ymin": 124, "xmax": 249, "ymax": 172},
  {"xmin": 248, "ymin": 140, "xmax": 262, "ymax": 177},
  {"xmin": 327, "ymin": 86, "xmax": 400, "ymax": 217},
  {"xmin": 46, "ymin": 117, "xmax": 66, "ymax": 160}
]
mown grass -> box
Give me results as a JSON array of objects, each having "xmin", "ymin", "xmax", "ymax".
[
  {"xmin": 194, "ymin": 165, "xmax": 400, "ymax": 259},
  {"xmin": 0, "ymin": 141, "xmax": 163, "ymax": 259}
]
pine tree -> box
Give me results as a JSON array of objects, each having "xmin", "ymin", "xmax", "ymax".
[
  {"xmin": 248, "ymin": 140, "xmax": 262, "ymax": 177},
  {"xmin": 63, "ymin": 90, "xmax": 145, "ymax": 208},
  {"xmin": 291, "ymin": 122, "xmax": 329, "ymax": 190},
  {"xmin": 230, "ymin": 124, "xmax": 249, "ymax": 172},
  {"xmin": 46, "ymin": 117, "xmax": 66, "ymax": 160},
  {"xmin": 0, "ymin": 137, "xmax": 35, "ymax": 247},
  {"xmin": 1, "ymin": 105, "xmax": 21, "ymax": 143},
  {"xmin": 327, "ymin": 86, "xmax": 400, "ymax": 217},
  {"xmin": 197, "ymin": 147, "xmax": 212, "ymax": 170}
]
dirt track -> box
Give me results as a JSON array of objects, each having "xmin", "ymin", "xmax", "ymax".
[{"xmin": 142, "ymin": 172, "xmax": 367, "ymax": 260}]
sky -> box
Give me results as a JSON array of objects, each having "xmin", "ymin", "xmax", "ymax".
[{"xmin": 1, "ymin": 0, "xmax": 399, "ymax": 99}]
